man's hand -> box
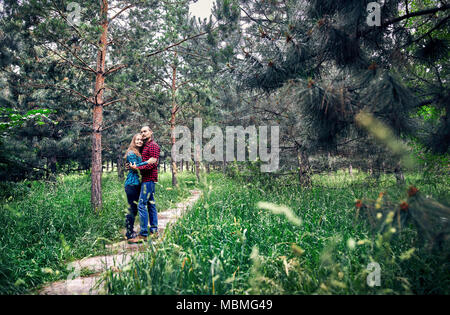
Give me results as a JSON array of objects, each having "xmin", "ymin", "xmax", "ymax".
[{"xmin": 148, "ymin": 157, "xmax": 157, "ymax": 164}]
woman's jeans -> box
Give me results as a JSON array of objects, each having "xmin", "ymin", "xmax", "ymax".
[
  {"xmin": 138, "ymin": 181, "xmax": 158, "ymax": 236},
  {"xmin": 125, "ymin": 184, "xmax": 141, "ymax": 239}
]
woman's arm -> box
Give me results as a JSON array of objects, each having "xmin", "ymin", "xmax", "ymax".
[
  {"xmin": 129, "ymin": 156, "xmax": 158, "ymax": 170},
  {"xmin": 136, "ymin": 157, "xmax": 157, "ymax": 167}
]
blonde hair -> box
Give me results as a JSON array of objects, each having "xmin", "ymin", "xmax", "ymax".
[{"xmin": 124, "ymin": 133, "xmax": 143, "ymax": 159}]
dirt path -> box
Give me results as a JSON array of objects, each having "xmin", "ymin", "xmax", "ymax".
[{"xmin": 38, "ymin": 189, "xmax": 202, "ymax": 295}]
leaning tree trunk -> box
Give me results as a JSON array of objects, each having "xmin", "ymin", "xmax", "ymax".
[
  {"xmin": 91, "ymin": 1, "xmax": 108, "ymax": 211},
  {"xmin": 170, "ymin": 51, "xmax": 178, "ymax": 187}
]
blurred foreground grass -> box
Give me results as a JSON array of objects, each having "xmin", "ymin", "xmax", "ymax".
[{"xmin": 105, "ymin": 170, "xmax": 449, "ymax": 294}]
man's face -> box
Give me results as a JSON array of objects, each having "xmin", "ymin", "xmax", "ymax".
[{"xmin": 141, "ymin": 127, "xmax": 152, "ymax": 140}]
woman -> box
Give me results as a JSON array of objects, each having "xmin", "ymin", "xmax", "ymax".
[{"xmin": 124, "ymin": 133, "xmax": 156, "ymax": 239}]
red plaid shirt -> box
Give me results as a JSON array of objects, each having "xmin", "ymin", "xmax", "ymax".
[{"xmin": 138, "ymin": 139, "xmax": 160, "ymax": 182}]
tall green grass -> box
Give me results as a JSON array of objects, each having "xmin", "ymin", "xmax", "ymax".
[
  {"xmin": 105, "ymin": 170, "xmax": 449, "ymax": 294},
  {"xmin": 0, "ymin": 170, "xmax": 199, "ymax": 294}
]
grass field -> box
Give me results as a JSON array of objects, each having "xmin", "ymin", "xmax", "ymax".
[
  {"xmin": 104, "ymin": 170, "xmax": 450, "ymax": 294},
  {"xmin": 0, "ymin": 168, "xmax": 448, "ymax": 294},
  {"xmin": 0, "ymin": 171, "xmax": 199, "ymax": 294}
]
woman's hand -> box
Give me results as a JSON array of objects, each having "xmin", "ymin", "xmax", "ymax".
[{"xmin": 129, "ymin": 162, "xmax": 138, "ymax": 170}]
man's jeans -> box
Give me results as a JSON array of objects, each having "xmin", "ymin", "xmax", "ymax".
[{"xmin": 138, "ymin": 181, "xmax": 158, "ymax": 236}]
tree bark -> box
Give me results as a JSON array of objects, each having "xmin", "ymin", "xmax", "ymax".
[
  {"xmin": 297, "ymin": 149, "xmax": 311, "ymax": 187},
  {"xmin": 117, "ymin": 153, "xmax": 124, "ymax": 181},
  {"xmin": 327, "ymin": 151, "xmax": 332, "ymax": 175},
  {"xmin": 91, "ymin": 0, "xmax": 108, "ymax": 211},
  {"xmin": 170, "ymin": 51, "xmax": 178, "ymax": 187},
  {"xmin": 394, "ymin": 163, "xmax": 405, "ymax": 185}
]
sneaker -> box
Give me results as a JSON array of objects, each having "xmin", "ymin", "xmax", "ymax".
[
  {"xmin": 126, "ymin": 231, "xmax": 138, "ymax": 240},
  {"xmin": 127, "ymin": 234, "xmax": 148, "ymax": 244}
]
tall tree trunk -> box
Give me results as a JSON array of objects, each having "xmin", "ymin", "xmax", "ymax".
[
  {"xmin": 349, "ymin": 163, "xmax": 353, "ymax": 176},
  {"xmin": 180, "ymin": 160, "xmax": 183, "ymax": 172},
  {"xmin": 49, "ymin": 155, "xmax": 57, "ymax": 174},
  {"xmin": 206, "ymin": 163, "xmax": 210, "ymax": 173},
  {"xmin": 91, "ymin": 1, "xmax": 108, "ymax": 211},
  {"xmin": 117, "ymin": 153, "xmax": 124, "ymax": 181},
  {"xmin": 170, "ymin": 51, "xmax": 178, "ymax": 187},
  {"xmin": 327, "ymin": 151, "xmax": 332, "ymax": 175},
  {"xmin": 394, "ymin": 163, "xmax": 405, "ymax": 184},
  {"xmin": 297, "ymin": 149, "xmax": 311, "ymax": 187},
  {"xmin": 195, "ymin": 143, "xmax": 200, "ymax": 181},
  {"xmin": 164, "ymin": 160, "xmax": 166, "ymax": 173}
]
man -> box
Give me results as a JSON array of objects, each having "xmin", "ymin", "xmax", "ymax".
[{"xmin": 128, "ymin": 125, "xmax": 160, "ymax": 243}]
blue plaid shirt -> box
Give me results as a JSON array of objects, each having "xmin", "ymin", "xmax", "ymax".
[{"xmin": 124, "ymin": 152, "xmax": 147, "ymax": 187}]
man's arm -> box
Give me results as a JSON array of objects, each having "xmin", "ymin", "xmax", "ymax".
[{"xmin": 138, "ymin": 142, "xmax": 160, "ymax": 170}]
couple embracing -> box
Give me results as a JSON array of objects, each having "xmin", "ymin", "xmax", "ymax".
[{"xmin": 123, "ymin": 125, "xmax": 160, "ymax": 244}]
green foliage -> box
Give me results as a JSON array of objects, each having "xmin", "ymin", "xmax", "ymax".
[{"xmin": 0, "ymin": 108, "xmax": 54, "ymax": 133}]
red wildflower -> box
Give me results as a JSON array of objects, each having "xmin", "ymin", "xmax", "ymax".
[
  {"xmin": 355, "ymin": 200, "xmax": 363, "ymax": 209},
  {"xmin": 407, "ymin": 186, "xmax": 419, "ymax": 197},
  {"xmin": 400, "ymin": 202, "xmax": 409, "ymax": 211}
]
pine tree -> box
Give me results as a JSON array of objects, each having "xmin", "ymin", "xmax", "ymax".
[{"xmin": 208, "ymin": 0, "xmax": 449, "ymax": 181}]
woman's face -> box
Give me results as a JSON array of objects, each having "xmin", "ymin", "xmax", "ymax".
[{"xmin": 135, "ymin": 135, "xmax": 144, "ymax": 148}]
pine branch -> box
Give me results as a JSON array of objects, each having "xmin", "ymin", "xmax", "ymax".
[
  {"xmin": 383, "ymin": 5, "xmax": 450, "ymax": 27},
  {"xmin": 24, "ymin": 83, "xmax": 94, "ymax": 104},
  {"xmin": 146, "ymin": 25, "xmax": 221, "ymax": 58},
  {"xmin": 359, "ymin": 4, "xmax": 450, "ymax": 37},
  {"xmin": 403, "ymin": 14, "xmax": 450, "ymax": 47},
  {"xmin": 42, "ymin": 44, "xmax": 96, "ymax": 74},
  {"xmin": 109, "ymin": 4, "xmax": 135, "ymax": 22},
  {"xmin": 104, "ymin": 64, "xmax": 127, "ymax": 76},
  {"xmin": 103, "ymin": 98, "xmax": 126, "ymax": 107}
]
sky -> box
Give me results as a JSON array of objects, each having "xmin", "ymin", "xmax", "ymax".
[{"xmin": 189, "ymin": 0, "xmax": 215, "ymax": 20}]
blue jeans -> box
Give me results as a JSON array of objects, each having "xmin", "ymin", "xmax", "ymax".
[{"xmin": 138, "ymin": 181, "xmax": 158, "ymax": 236}]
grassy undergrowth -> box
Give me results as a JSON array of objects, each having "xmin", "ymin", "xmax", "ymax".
[
  {"xmin": 105, "ymin": 170, "xmax": 449, "ymax": 294},
  {"xmin": 0, "ymin": 171, "xmax": 198, "ymax": 294}
]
